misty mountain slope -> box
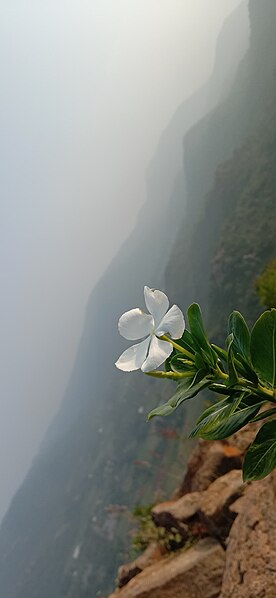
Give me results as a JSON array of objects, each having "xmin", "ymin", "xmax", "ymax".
[
  {"xmin": 0, "ymin": 5, "xmax": 250, "ymax": 598},
  {"xmin": 37, "ymin": 2, "xmax": 249, "ymax": 460},
  {"xmin": 207, "ymin": 105, "xmax": 276, "ymax": 338},
  {"xmin": 144, "ymin": 0, "xmax": 248, "ymax": 231},
  {"xmin": 35, "ymin": 0, "xmax": 249, "ymax": 459},
  {"xmin": 166, "ymin": 0, "xmax": 276, "ymax": 317},
  {"xmin": 49, "ymin": 0, "xmax": 249, "ymax": 414}
]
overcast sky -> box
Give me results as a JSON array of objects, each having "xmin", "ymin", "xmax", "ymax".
[{"xmin": 0, "ymin": 0, "xmax": 243, "ymax": 521}]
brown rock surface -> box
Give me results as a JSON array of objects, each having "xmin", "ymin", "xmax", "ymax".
[
  {"xmin": 109, "ymin": 538, "xmax": 225, "ymax": 598},
  {"xmin": 200, "ymin": 470, "xmax": 244, "ymax": 519},
  {"xmin": 151, "ymin": 493, "xmax": 201, "ymax": 538},
  {"xmin": 228, "ymin": 420, "xmax": 260, "ymax": 454},
  {"xmin": 117, "ymin": 542, "xmax": 165, "ymax": 588},
  {"xmin": 200, "ymin": 469, "xmax": 245, "ymax": 541},
  {"xmin": 108, "ymin": 422, "xmax": 274, "ymax": 598},
  {"xmin": 152, "ymin": 470, "xmax": 244, "ymax": 541},
  {"xmin": 153, "ymin": 493, "xmax": 201, "ymax": 522},
  {"xmin": 219, "ymin": 470, "xmax": 276, "ymax": 598},
  {"xmin": 177, "ymin": 440, "xmax": 242, "ymax": 496}
]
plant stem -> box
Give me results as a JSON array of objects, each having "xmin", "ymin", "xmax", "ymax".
[
  {"xmin": 145, "ymin": 370, "xmax": 194, "ymax": 380},
  {"xmin": 248, "ymin": 382, "xmax": 276, "ymax": 402},
  {"xmin": 160, "ymin": 335, "xmax": 195, "ymax": 360},
  {"xmin": 214, "ymin": 366, "xmax": 276, "ymax": 403},
  {"xmin": 215, "ymin": 366, "xmax": 228, "ymax": 381}
]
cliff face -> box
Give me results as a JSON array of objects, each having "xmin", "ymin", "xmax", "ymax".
[
  {"xmin": 107, "ymin": 0, "xmax": 276, "ymax": 595},
  {"xmin": 220, "ymin": 470, "xmax": 276, "ymax": 598},
  {"xmin": 165, "ymin": 0, "xmax": 276, "ymax": 343},
  {"xmin": 165, "ymin": 0, "xmax": 276, "ymax": 320},
  {"xmin": 107, "ymin": 425, "xmax": 276, "ymax": 598}
]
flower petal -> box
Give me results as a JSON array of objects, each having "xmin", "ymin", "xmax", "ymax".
[
  {"xmin": 144, "ymin": 286, "xmax": 169, "ymax": 328},
  {"xmin": 141, "ymin": 336, "xmax": 173, "ymax": 372},
  {"xmin": 115, "ymin": 337, "xmax": 151, "ymax": 371},
  {"xmin": 118, "ymin": 308, "xmax": 153, "ymax": 340},
  {"xmin": 155, "ymin": 304, "xmax": 185, "ymax": 339}
]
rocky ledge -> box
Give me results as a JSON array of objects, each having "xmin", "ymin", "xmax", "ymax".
[{"xmin": 107, "ymin": 422, "xmax": 276, "ymax": 597}]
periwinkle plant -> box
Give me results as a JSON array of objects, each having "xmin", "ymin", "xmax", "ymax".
[{"xmin": 116, "ymin": 287, "xmax": 276, "ymax": 482}]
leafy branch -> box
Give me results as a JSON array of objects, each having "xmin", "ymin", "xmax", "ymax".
[
  {"xmin": 115, "ymin": 287, "xmax": 276, "ymax": 482},
  {"xmin": 147, "ymin": 305, "xmax": 276, "ymax": 482}
]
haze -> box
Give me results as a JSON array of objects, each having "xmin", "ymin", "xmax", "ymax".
[{"xmin": 0, "ymin": 0, "xmax": 242, "ymax": 521}]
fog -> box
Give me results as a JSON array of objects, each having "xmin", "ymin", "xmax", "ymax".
[{"xmin": 0, "ymin": 0, "xmax": 242, "ymax": 521}]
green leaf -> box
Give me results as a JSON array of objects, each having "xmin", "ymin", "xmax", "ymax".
[
  {"xmin": 202, "ymin": 402, "xmax": 261, "ymax": 439},
  {"xmin": 250, "ymin": 309, "xmax": 276, "ymax": 388},
  {"xmin": 191, "ymin": 395, "xmax": 262, "ymax": 440},
  {"xmin": 250, "ymin": 407, "xmax": 276, "ymax": 423},
  {"xmin": 178, "ymin": 329, "xmax": 196, "ymax": 355},
  {"xmin": 209, "ymin": 382, "xmax": 254, "ymax": 396},
  {"xmin": 147, "ymin": 375, "xmax": 210, "ymax": 421},
  {"xmin": 209, "ymin": 383, "xmax": 235, "ymax": 396},
  {"xmin": 165, "ymin": 330, "xmax": 196, "ymax": 371},
  {"xmin": 243, "ymin": 419, "xmax": 276, "ymax": 481},
  {"xmin": 147, "ymin": 402, "xmax": 178, "ymax": 419},
  {"xmin": 212, "ymin": 343, "xmax": 258, "ymax": 383},
  {"xmin": 187, "ymin": 303, "xmax": 216, "ymax": 366},
  {"xmin": 190, "ymin": 395, "xmax": 242, "ymax": 438},
  {"xmin": 170, "ymin": 354, "xmax": 196, "ymax": 374},
  {"xmin": 211, "ymin": 344, "xmax": 228, "ymax": 363},
  {"xmin": 233, "ymin": 354, "xmax": 259, "ymax": 384},
  {"xmin": 194, "ymin": 352, "xmax": 207, "ymax": 371},
  {"xmin": 209, "ymin": 383, "xmax": 251, "ymax": 396},
  {"xmin": 227, "ymin": 335, "xmax": 239, "ymax": 386},
  {"xmin": 165, "ymin": 354, "xmax": 173, "ymax": 372},
  {"xmin": 228, "ymin": 311, "xmax": 250, "ymax": 361},
  {"xmin": 169, "ymin": 375, "xmax": 210, "ymax": 408},
  {"xmin": 147, "ymin": 376, "xmax": 192, "ymax": 420}
]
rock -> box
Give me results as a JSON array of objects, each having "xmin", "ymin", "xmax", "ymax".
[
  {"xmin": 151, "ymin": 494, "xmax": 201, "ymax": 539},
  {"xmin": 200, "ymin": 470, "xmax": 244, "ymax": 517},
  {"xmin": 152, "ymin": 471, "xmax": 244, "ymax": 542},
  {"xmin": 219, "ymin": 470, "xmax": 276, "ymax": 598},
  {"xmin": 108, "ymin": 538, "xmax": 225, "ymax": 597},
  {"xmin": 177, "ymin": 440, "xmax": 242, "ymax": 496},
  {"xmin": 153, "ymin": 493, "xmax": 201, "ymax": 522},
  {"xmin": 117, "ymin": 542, "xmax": 165, "ymax": 588},
  {"xmin": 108, "ymin": 422, "xmax": 272, "ymax": 598},
  {"xmin": 227, "ymin": 420, "xmax": 260, "ymax": 454},
  {"xmin": 199, "ymin": 470, "xmax": 245, "ymax": 541}
]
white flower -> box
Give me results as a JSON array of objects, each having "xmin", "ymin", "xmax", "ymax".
[{"xmin": 115, "ymin": 286, "xmax": 185, "ymax": 373}]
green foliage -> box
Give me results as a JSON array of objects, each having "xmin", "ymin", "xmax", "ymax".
[
  {"xmin": 250, "ymin": 309, "xmax": 276, "ymax": 387},
  {"xmin": 147, "ymin": 306, "xmax": 276, "ymax": 481},
  {"xmin": 255, "ymin": 259, "xmax": 276, "ymax": 308},
  {"xmin": 190, "ymin": 395, "xmax": 261, "ymax": 441},
  {"xmin": 228, "ymin": 311, "xmax": 250, "ymax": 362},
  {"xmin": 243, "ymin": 419, "xmax": 276, "ymax": 481},
  {"xmin": 187, "ymin": 303, "xmax": 217, "ymax": 367},
  {"xmin": 226, "ymin": 334, "xmax": 239, "ymax": 386},
  {"xmin": 148, "ymin": 376, "xmax": 210, "ymax": 420},
  {"xmin": 131, "ymin": 504, "xmax": 184, "ymax": 554}
]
